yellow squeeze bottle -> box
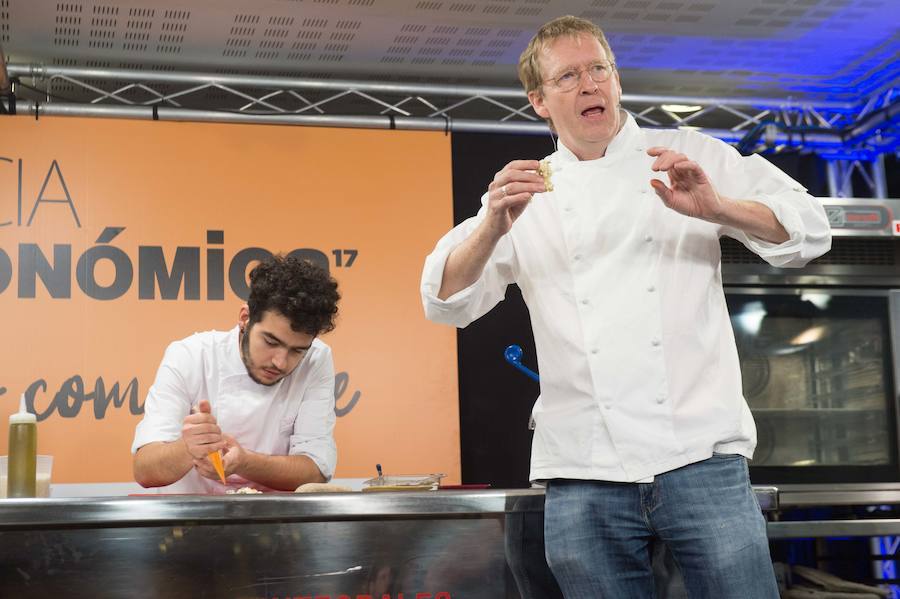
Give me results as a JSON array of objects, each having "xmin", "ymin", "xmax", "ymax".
[{"xmin": 8, "ymin": 395, "xmax": 37, "ymax": 498}]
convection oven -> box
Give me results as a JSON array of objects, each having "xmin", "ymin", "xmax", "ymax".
[{"xmin": 722, "ymin": 198, "xmax": 900, "ymax": 487}]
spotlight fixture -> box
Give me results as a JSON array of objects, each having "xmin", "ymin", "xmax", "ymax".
[{"xmin": 661, "ymin": 104, "xmax": 702, "ymax": 113}]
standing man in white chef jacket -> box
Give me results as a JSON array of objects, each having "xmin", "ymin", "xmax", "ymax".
[
  {"xmin": 421, "ymin": 15, "xmax": 831, "ymax": 599},
  {"xmin": 133, "ymin": 255, "xmax": 340, "ymax": 494}
]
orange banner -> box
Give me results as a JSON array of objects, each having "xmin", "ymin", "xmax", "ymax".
[{"xmin": 0, "ymin": 116, "xmax": 459, "ymax": 485}]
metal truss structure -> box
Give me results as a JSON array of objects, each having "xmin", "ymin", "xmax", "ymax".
[{"xmin": 2, "ymin": 64, "xmax": 897, "ymax": 197}]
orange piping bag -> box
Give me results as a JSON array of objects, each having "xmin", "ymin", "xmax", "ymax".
[{"xmin": 208, "ymin": 450, "xmax": 226, "ymax": 484}]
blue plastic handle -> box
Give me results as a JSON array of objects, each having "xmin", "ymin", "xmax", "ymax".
[{"xmin": 504, "ymin": 344, "xmax": 540, "ymax": 382}]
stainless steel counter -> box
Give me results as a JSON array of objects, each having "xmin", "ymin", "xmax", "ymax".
[
  {"xmin": 0, "ymin": 487, "xmax": 778, "ymax": 530},
  {"xmin": 0, "ymin": 490, "xmax": 548, "ymax": 599},
  {"xmin": 0, "ymin": 489, "xmax": 545, "ymax": 529},
  {"xmin": 0, "ymin": 487, "xmax": 894, "ymax": 598},
  {"xmin": 766, "ymin": 483, "xmax": 900, "ymax": 540},
  {"xmin": 776, "ymin": 483, "xmax": 900, "ymax": 507}
]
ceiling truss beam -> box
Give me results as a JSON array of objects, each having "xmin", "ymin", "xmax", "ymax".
[{"xmin": 4, "ymin": 64, "xmax": 897, "ymax": 160}]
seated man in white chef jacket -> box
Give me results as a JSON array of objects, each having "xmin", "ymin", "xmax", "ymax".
[{"xmin": 132, "ymin": 254, "xmax": 340, "ymax": 494}]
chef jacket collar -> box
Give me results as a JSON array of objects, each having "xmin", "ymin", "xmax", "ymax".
[
  {"xmin": 222, "ymin": 325, "xmax": 251, "ymax": 380},
  {"xmin": 554, "ymin": 111, "xmax": 641, "ymax": 168}
]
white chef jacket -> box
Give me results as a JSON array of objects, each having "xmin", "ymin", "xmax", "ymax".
[
  {"xmin": 132, "ymin": 326, "xmax": 337, "ymax": 494},
  {"xmin": 421, "ymin": 114, "xmax": 831, "ymax": 483}
]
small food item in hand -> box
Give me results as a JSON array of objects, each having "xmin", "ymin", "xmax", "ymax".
[
  {"xmin": 539, "ymin": 160, "xmax": 553, "ymax": 191},
  {"xmin": 295, "ymin": 482, "xmax": 353, "ymax": 493},
  {"xmin": 226, "ymin": 486, "xmax": 262, "ymax": 494}
]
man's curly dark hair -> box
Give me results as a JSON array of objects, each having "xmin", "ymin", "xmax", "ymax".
[{"xmin": 247, "ymin": 255, "xmax": 340, "ymax": 335}]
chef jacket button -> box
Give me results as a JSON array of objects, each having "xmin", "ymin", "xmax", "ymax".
[
  {"xmin": 644, "ymin": 235, "xmax": 653, "ymax": 243},
  {"xmin": 604, "ymin": 404, "xmax": 612, "ymax": 410},
  {"xmin": 651, "ymin": 338, "xmax": 661, "ymax": 347},
  {"xmin": 591, "ymin": 348, "xmax": 599, "ymax": 355},
  {"xmin": 581, "ymin": 298, "xmax": 589, "ymax": 305},
  {"xmin": 647, "ymin": 285, "xmax": 655, "ymax": 292},
  {"xmin": 574, "ymin": 254, "xmax": 582, "ymax": 261},
  {"xmin": 640, "ymin": 188, "xmax": 649, "ymax": 195},
  {"xmin": 656, "ymin": 395, "xmax": 666, "ymax": 404}
]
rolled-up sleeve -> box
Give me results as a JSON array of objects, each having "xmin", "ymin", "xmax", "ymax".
[
  {"xmin": 421, "ymin": 201, "xmax": 520, "ymax": 328},
  {"xmin": 131, "ymin": 341, "xmax": 194, "ymax": 453},
  {"xmin": 705, "ymin": 138, "xmax": 832, "ymax": 267},
  {"xmin": 289, "ymin": 346, "xmax": 337, "ymax": 480}
]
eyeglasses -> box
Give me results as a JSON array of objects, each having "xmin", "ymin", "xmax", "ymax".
[{"xmin": 544, "ymin": 61, "xmax": 616, "ymax": 92}]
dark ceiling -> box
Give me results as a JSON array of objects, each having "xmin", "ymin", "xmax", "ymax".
[{"xmin": 3, "ymin": 0, "xmax": 898, "ymax": 104}]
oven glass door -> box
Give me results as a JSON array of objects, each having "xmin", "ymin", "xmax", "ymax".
[{"xmin": 726, "ymin": 289, "xmax": 899, "ymax": 484}]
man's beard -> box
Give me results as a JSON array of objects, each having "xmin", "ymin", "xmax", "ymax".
[{"xmin": 240, "ymin": 325, "xmax": 283, "ymax": 387}]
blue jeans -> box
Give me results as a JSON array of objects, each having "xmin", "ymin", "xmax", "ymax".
[{"xmin": 544, "ymin": 454, "xmax": 779, "ymax": 599}]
